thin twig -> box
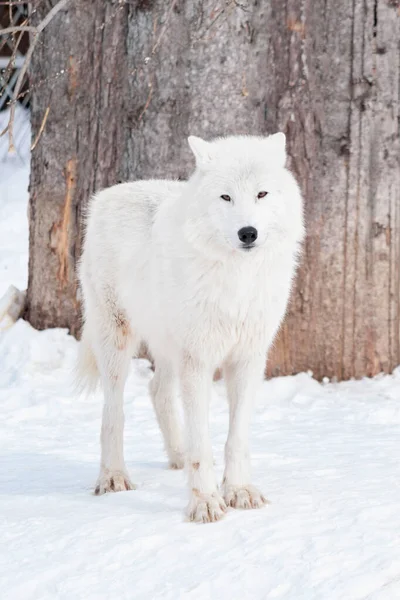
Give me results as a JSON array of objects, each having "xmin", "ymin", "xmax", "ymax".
[
  {"xmin": 1, "ymin": 0, "xmax": 69, "ymax": 152},
  {"xmin": 30, "ymin": 105, "xmax": 50, "ymax": 150},
  {"xmin": 150, "ymin": 0, "xmax": 178, "ymax": 56},
  {"xmin": 0, "ymin": 25, "xmax": 37, "ymax": 35},
  {"xmin": 138, "ymin": 81, "xmax": 153, "ymax": 122},
  {"xmin": 8, "ymin": 0, "xmax": 12, "ymax": 33}
]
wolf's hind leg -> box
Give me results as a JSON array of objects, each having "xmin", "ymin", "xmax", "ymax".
[{"xmin": 91, "ymin": 306, "xmax": 138, "ymax": 495}]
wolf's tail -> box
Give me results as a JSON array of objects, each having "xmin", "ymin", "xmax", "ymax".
[{"xmin": 74, "ymin": 327, "xmax": 99, "ymax": 396}]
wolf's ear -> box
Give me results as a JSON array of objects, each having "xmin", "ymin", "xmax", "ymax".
[
  {"xmin": 267, "ymin": 132, "xmax": 286, "ymax": 166},
  {"xmin": 269, "ymin": 132, "xmax": 286, "ymax": 150},
  {"xmin": 188, "ymin": 136, "xmax": 213, "ymax": 166}
]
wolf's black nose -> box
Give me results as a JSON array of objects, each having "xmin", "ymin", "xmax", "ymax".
[{"xmin": 238, "ymin": 226, "xmax": 258, "ymax": 246}]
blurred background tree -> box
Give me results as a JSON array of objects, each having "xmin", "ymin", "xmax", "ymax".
[{"xmin": 2, "ymin": 0, "xmax": 399, "ymax": 380}]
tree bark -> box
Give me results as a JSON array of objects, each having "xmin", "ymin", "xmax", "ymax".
[{"xmin": 26, "ymin": 0, "xmax": 400, "ymax": 379}]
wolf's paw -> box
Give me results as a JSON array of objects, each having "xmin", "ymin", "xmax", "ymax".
[
  {"xmin": 94, "ymin": 469, "xmax": 135, "ymax": 495},
  {"xmin": 223, "ymin": 484, "xmax": 268, "ymax": 509},
  {"xmin": 187, "ymin": 489, "xmax": 227, "ymax": 523},
  {"xmin": 168, "ymin": 451, "xmax": 185, "ymax": 470}
]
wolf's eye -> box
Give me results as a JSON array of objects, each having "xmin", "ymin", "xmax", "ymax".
[
  {"xmin": 221, "ymin": 194, "xmax": 231, "ymax": 202},
  {"xmin": 257, "ymin": 191, "xmax": 268, "ymax": 199}
]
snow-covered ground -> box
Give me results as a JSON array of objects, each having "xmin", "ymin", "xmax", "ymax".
[{"xmin": 1, "ymin": 109, "xmax": 400, "ymax": 599}]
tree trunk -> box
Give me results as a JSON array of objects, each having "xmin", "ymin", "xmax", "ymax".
[
  {"xmin": 26, "ymin": 0, "xmax": 128, "ymax": 337},
  {"xmin": 26, "ymin": 0, "xmax": 400, "ymax": 380}
]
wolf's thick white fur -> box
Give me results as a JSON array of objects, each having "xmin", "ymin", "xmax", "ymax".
[{"xmin": 78, "ymin": 133, "xmax": 304, "ymax": 523}]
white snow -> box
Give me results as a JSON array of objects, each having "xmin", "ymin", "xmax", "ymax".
[
  {"xmin": 0, "ymin": 105, "xmax": 30, "ymax": 298},
  {"xmin": 1, "ymin": 108, "xmax": 400, "ymax": 600}
]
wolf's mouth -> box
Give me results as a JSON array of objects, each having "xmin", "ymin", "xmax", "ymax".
[{"xmin": 241, "ymin": 244, "xmax": 255, "ymax": 251}]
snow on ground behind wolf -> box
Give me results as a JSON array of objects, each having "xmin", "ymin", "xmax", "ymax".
[{"xmin": 1, "ymin": 110, "xmax": 400, "ymax": 599}]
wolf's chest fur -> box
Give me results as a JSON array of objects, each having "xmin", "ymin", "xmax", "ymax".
[{"xmin": 171, "ymin": 254, "xmax": 271, "ymax": 356}]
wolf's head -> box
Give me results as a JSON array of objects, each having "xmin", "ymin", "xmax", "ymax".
[{"xmin": 184, "ymin": 134, "xmax": 304, "ymax": 258}]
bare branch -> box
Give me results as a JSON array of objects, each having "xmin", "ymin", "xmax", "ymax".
[
  {"xmin": 0, "ymin": 22, "xmax": 26, "ymax": 99},
  {"xmin": 0, "ymin": 25, "xmax": 36, "ymax": 35}
]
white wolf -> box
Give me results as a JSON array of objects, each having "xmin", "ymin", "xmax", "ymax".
[{"xmin": 77, "ymin": 133, "xmax": 304, "ymax": 523}]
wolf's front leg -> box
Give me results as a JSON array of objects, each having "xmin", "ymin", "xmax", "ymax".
[
  {"xmin": 181, "ymin": 354, "xmax": 227, "ymax": 523},
  {"xmin": 222, "ymin": 355, "xmax": 268, "ymax": 509}
]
